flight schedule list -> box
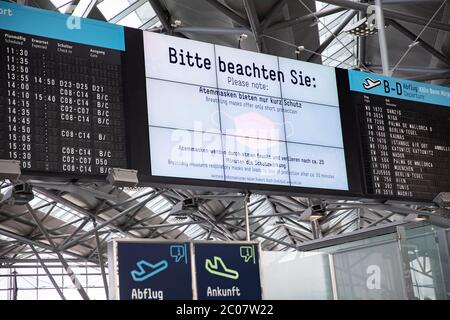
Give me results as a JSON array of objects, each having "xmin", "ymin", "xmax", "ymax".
[
  {"xmin": 356, "ymin": 93, "xmax": 450, "ymax": 200},
  {"xmin": 0, "ymin": 30, "xmax": 127, "ymax": 175}
]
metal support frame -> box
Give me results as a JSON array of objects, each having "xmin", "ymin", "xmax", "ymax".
[
  {"xmin": 243, "ymin": 0, "xmax": 262, "ymax": 52},
  {"xmin": 317, "ymin": 0, "xmax": 450, "ymax": 32},
  {"xmin": 92, "ymin": 219, "xmax": 109, "ymax": 299},
  {"xmin": 29, "ymin": 244, "xmax": 66, "ymax": 300},
  {"xmin": 307, "ymin": 11, "xmax": 357, "ymax": 62},
  {"xmin": 375, "ymin": 0, "xmax": 390, "ymax": 76},
  {"xmin": 26, "ymin": 204, "xmax": 90, "ymax": 300},
  {"xmin": 175, "ymin": 26, "xmax": 250, "ymax": 35},
  {"xmin": 266, "ymin": 6, "xmax": 347, "ymax": 33},
  {"xmin": 148, "ymin": 0, "xmax": 173, "ymax": 34},
  {"xmin": 60, "ymin": 194, "xmax": 155, "ymax": 251},
  {"xmin": 407, "ymin": 71, "xmax": 450, "ymax": 81},
  {"xmin": 396, "ymin": 225, "xmax": 416, "ymax": 300},
  {"xmin": 388, "ymin": 19, "xmax": 450, "ymax": 66},
  {"xmin": 357, "ymin": 0, "xmax": 367, "ymax": 69},
  {"xmin": 260, "ymin": 0, "xmax": 287, "ymax": 31},
  {"xmin": 203, "ymin": 0, "xmax": 251, "ymax": 29},
  {"xmin": 436, "ymin": 229, "xmax": 450, "ymax": 299},
  {"xmin": 244, "ymin": 193, "xmax": 251, "ymax": 241}
]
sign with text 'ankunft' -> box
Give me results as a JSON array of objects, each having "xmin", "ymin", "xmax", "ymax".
[{"xmin": 193, "ymin": 242, "xmax": 262, "ymax": 300}]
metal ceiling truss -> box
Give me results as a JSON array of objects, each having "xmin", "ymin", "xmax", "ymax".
[{"xmin": 2, "ymin": 179, "xmax": 448, "ymax": 261}]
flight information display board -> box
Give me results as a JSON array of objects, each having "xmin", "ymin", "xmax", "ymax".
[
  {"xmin": 142, "ymin": 31, "xmax": 358, "ymax": 194},
  {"xmin": 0, "ymin": 2, "xmax": 127, "ymax": 176},
  {"xmin": 348, "ymin": 70, "xmax": 450, "ymax": 201}
]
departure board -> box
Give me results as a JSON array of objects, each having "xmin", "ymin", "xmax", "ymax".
[
  {"xmin": 0, "ymin": 2, "xmax": 127, "ymax": 176},
  {"xmin": 348, "ymin": 70, "xmax": 450, "ymax": 200}
]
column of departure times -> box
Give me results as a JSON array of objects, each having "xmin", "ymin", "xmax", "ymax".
[
  {"xmin": 360, "ymin": 94, "xmax": 395, "ymax": 196},
  {"xmin": 3, "ymin": 42, "xmax": 33, "ymax": 170}
]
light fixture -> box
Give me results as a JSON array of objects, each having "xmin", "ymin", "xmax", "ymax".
[
  {"xmin": 295, "ymin": 45, "xmax": 305, "ymax": 54},
  {"xmin": 106, "ymin": 168, "xmax": 138, "ymax": 188},
  {"xmin": 0, "ymin": 160, "xmax": 21, "ymax": 181},
  {"xmin": 343, "ymin": 17, "xmax": 388, "ymax": 37},
  {"xmin": 299, "ymin": 201, "xmax": 327, "ymax": 222},
  {"xmin": 433, "ymin": 192, "xmax": 450, "ymax": 208},
  {"xmin": 405, "ymin": 213, "xmax": 429, "ymax": 222},
  {"xmin": 171, "ymin": 19, "xmax": 182, "ymax": 28},
  {"xmin": 239, "ymin": 33, "xmax": 248, "ymax": 41},
  {"xmin": 0, "ymin": 182, "xmax": 34, "ymax": 206},
  {"xmin": 170, "ymin": 198, "xmax": 199, "ymax": 217}
]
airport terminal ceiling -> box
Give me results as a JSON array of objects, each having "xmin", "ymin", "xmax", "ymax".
[{"xmin": 0, "ymin": 0, "xmax": 449, "ymax": 300}]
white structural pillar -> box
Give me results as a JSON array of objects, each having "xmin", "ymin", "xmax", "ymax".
[{"xmin": 375, "ymin": 0, "xmax": 391, "ymax": 76}]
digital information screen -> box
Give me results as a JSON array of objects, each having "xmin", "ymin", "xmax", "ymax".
[
  {"xmin": 0, "ymin": 2, "xmax": 127, "ymax": 176},
  {"xmin": 349, "ymin": 70, "xmax": 450, "ymax": 200},
  {"xmin": 143, "ymin": 32, "xmax": 349, "ymax": 191}
]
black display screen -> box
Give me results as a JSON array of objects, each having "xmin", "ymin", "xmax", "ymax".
[
  {"xmin": 347, "ymin": 69, "xmax": 450, "ymax": 201},
  {"xmin": 0, "ymin": 29, "xmax": 127, "ymax": 176}
]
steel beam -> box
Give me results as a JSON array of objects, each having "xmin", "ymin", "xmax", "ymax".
[
  {"xmin": 396, "ymin": 225, "xmax": 416, "ymax": 300},
  {"xmin": 358, "ymin": 4, "xmax": 367, "ymax": 69},
  {"xmin": 92, "ymin": 220, "xmax": 109, "ymax": 299},
  {"xmin": 29, "ymin": 245, "xmax": 66, "ymax": 300},
  {"xmin": 34, "ymin": 188, "xmax": 132, "ymax": 237},
  {"xmin": 221, "ymin": 221, "xmax": 298, "ymax": 250},
  {"xmin": 26, "ymin": 204, "xmax": 90, "ymax": 300},
  {"xmin": 203, "ymin": 0, "xmax": 251, "ymax": 29},
  {"xmin": 368, "ymin": 65, "xmax": 450, "ymax": 73},
  {"xmin": 0, "ymin": 227, "xmax": 54, "ymax": 252},
  {"xmin": 375, "ymin": 0, "xmax": 391, "ymax": 76},
  {"xmin": 148, "ymin": 0, "xmax": 173, "ymax": 34},
  {"xmin": 388, "ymin": 19, "xmax": 450, "ymax": 66},
  {"xmin": 260, "ymin": 0, "xmax": 287, "ymax": 31},
  {"xmin": 266, "ymin": 6, "xmax": 347, "ymax": 33},
  {"xmin": 60, "ymin": 195, "xmax": 155, "ymax": 251},
  {"xmin": 243, "ymin": 0, "xmax": 262, "ymax": 52},
  {"xmin": 307, "ymin": 11, "xmax": 358, "ymax": 62},
  {"xmin": 175, "ymin": 26, "xmax": 251, "ymax": 35},
  {"xmin": 317, "ymin": 0, "xmax": 450, "ymax": 32},
  {"xmin": 407, "ymin": 71, "xmax": 450, "ymax": 81},
  {"xmin": 243, "ymin": 193, "xmax": 251, "ymax": 241},
  {"xmin": 140, "ymin": 16, "xmax": 160, "ymax": 30}
]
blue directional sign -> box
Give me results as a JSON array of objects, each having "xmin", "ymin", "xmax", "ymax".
[
  {"xmin": 114, "ymin": 241, "xmax": 193, "ymax": 300},
  {"xmin": 193, "ymin": 242, "xmax": 262, "ymax": 300}
]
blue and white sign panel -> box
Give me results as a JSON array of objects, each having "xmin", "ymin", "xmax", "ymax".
[
  {"xmin": 348, "ymin": 69, "xmax": 450, "ymax": 107},
  {"xmin": 193, "ymin": 242, "xmax": 262, "ymax": 300},
  {"xmin": 111, "ymin": 240, "xmax": 193, "ymax": 300}
]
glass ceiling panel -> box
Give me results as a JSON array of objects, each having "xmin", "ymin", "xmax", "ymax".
[
  {"xmin": 117, "ymin": 13, "xmax": 143, "ymax": 28},
  {"xmin": 116, "ymin": 2, "xmax": 157, "ymax": 28},
  {"xmin": 316, "ymin": 1, "xmax": 358, "ymax": 68},
  {"xmin": 97, "ymin": 0, "xmax": 138, "ymax": 21},
  {"xmin": 49, "ymin": 0, "xmax": 72, "ymax": 13}
]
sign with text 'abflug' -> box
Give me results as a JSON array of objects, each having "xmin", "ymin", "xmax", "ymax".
[
  {"xmin": 111, "ymin": 240, "xmax": 193, "ymax": 300},
  {"xmin": 193, "ymin": 242, "xmax": 262, "ymax": 300}
]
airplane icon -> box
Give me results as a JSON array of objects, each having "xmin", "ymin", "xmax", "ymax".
[
  {"xmin": 130, "ymin": 260, "xmax": 168, "ymax": 282},
  {"xmin": 363, "ymin": 78, "xmax": 382, "ymax": 90}
]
